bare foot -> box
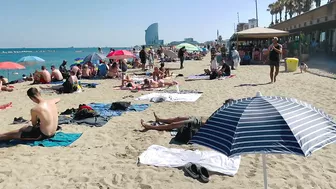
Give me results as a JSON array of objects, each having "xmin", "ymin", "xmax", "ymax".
[
  {"xmin": 153, "ymin": 112, "xmax": 159, "ymax": 122},
  {"xmin": 274, "ymin": 77, "xmax": 277, "ymax": 82},
  {"xmin": 140, "ymin": 119, "xmax": 151, "ymax": 130}
]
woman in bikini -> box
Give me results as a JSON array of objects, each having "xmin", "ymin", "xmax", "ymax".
[{"xmin": 142, "ymin": 78, "xmax": 178, "ymax": 89}]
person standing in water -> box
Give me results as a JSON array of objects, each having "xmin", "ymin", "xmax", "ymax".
[{"xmin": 268, "ymin": 37, "xmax": 282, "ymax": 83}]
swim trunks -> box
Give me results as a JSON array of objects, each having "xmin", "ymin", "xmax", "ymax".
[
  {"xmin": 40, "ymin": 77, "xmax": 49, "ymax": 84},
  {"xmin": 21, "ymin": 126, "xmax": 54, "ymax": 140}
]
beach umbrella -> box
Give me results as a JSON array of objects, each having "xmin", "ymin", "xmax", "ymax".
[
  {"xmin": 17, "ymin": 56, "xmax": 45, "ymax": 66},
  {"xmin": 190, "ymin": 92, "xmax": 336, "ymax": 189},
  {"xmin": 175, "ymin": 43, "xmax": 200, "ymax": 52},
  {"xmin": 163, "ymin": 49, "xmax": 178, "ymax": 59},
  {"xmin": 0, "ymin": 61, "xmax": 26, "ymax": 79},
  {"xmin": 106, "ymin": 50, "xmax": 136, "ymax": 60},
  {"xmin": 83, "ymin": 53, "xmax": 105, "ymax": 64},
  {"xmin": 74, "ymin": 58, "xmax": 83, "ymax": 64}
]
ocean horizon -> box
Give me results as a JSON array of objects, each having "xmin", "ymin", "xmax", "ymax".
[{"xmin": 0, "ymin": 47, "xmax": 129, "ymax": 81}]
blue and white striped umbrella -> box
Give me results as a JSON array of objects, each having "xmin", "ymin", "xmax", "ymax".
[{"xmin": 190, "ymin": 92, "xmax": 336, "ymax": 188}]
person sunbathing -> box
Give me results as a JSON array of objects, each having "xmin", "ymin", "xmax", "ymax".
[
  {"xmin": 159, "ymin": 63, "xmax": 171, "ymax": 78},
  {"xmin": 81, "ymin": 64, "xmax": 92, "ymax": 79},
  {"xmin": 40, "ymin": 66, "xmax": 52, "ymax": 84},
  {"xmin": 142, "ymin": 78, "xmax": 178, "ymax": 89},
  {"xmin": 152, "ymin": 67, "xmax": 164, "ymax": 81},
  {"xmin": 107, "ymin": 62, "xmax": 121, "ymax": 78},
  {"xmin": 0, "ymin": 87, "xmax": 60, "ymax": 141},
  {"xmin": 140, "ymin": 112, "xmax": 208, "ymax": 131},
  {"xmin": 40, "ymin": 71, "xmax": 79, "ymax": 93},
  {"xmin": 0, "ymin": 76, "xmax": 8, "ymax": 85},
  {"xmin": 0, "ymin": 80, "xmax": 13, "ymax": 92},
  {"xmin": 51, "ymin": 65, "xmax": 64, "ymax": 82}
]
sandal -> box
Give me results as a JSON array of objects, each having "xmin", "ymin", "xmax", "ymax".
[
  {"xmin": 184, "ymin": 163, "xmax": 199, "ymax": 179},
  {"xmin": 196, "ymin": 165, "xmax": 210, "ymax": 183}
]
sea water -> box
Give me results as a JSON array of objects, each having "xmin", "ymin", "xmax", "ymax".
[{"xmin": 0, "ymin": 47, "xmax": 126, "ymax": 81}]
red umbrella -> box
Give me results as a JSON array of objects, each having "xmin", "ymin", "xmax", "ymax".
[
  {"xmin": 0, "ymin": 62, "xmax": 25, "ymax": 70},
  {"xmin": 0, "ymin": 61, "xmax": 26, "ymax": 79},
  {"xmin": 106, "ymin": 50, "xmax": 135, "ymax": 60}
]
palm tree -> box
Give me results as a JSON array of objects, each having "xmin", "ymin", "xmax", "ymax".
[
  {"xmin": 314, "ymin": 0, "xmax": 321, "ymax": 7},
  {"xmin": 302, "ymin": 0, "xmax": 313, "ymax": 12},
  {"xmin": 267, "ymin": 3, "xmax": 276, "ymax": 25},
  {"xmin": 294, "ymin": 0, "xmax": 303, "ymax": 15},
  {"xmin": 285, "ymin": 0, "xmax": 295, "ymax": 19},
  {"xmin": 273, "ymin": 2, "xmax": 280, "ymax": 23},
  {"xmin": 277, "ymin": 0, "xmax": 285, "ymax": 22}
]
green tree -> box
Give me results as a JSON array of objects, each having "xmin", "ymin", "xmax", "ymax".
[{"xmin": 267, "ymin": 3, "xmax": 276, "ymax": 25}]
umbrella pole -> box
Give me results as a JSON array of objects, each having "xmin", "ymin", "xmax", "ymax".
[{"xmin": 262, "ymin": 154, "xmax": 268, "ymax": 189}]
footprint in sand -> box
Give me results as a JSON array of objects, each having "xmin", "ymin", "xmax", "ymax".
[
  {"xmin": 327, "ymin": 168, "xmax": 336, "ymax": 174},
  {"xmin": 112, "ymin": 173, "xmax": 121, "ymax": 185},
  {"xmin": 139, "ymin": 184, "xmax": 153, "ymax": 189}
]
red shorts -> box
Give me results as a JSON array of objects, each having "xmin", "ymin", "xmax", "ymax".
[{"xmin": 40, "ymin": 77, "xmax": 49, "ymax": 84}]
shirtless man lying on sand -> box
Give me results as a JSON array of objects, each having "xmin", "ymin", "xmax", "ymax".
[
  {"xmin": 141, "ymin": 112, "xmax": 208, "ymax": 131},
  {"xmin": 0, "ymin": 87, "xmax": 60, "ymax": 141}
]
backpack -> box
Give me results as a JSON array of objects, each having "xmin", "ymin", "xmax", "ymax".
[
  {"xmin": 174, "ymin": 125, "xmax": 198, "ymax": 144},
  {"xmin": 74, "ymin": 109, "xmax": 98, "ymax": 120},
  {"xmin": 110, "ymin": 101, "xmax": 131, "ymax": 111}
]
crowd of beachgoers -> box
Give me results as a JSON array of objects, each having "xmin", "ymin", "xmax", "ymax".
[{"xmin": 0, "ymin": 43, "xmax": 231, "ymax": 94}]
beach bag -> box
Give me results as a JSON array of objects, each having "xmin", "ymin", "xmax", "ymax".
[
  {"xmin": 209, "ymin": 71, "xmax": 218, "ymax": 80},
  {"xmin": 110, "ymin": 101, "xmax": 131, "ymax": 111},
  {"xmin": 74, "ymin": 109, "xmax": 98, "ymax": 120},
  {"xmin": 174, "ymin": 125, "xmax": 198, "ymax": 144}
]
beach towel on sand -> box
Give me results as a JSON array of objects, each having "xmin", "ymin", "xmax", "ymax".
[
  {"xmin": 186, "ymin": 74, "xmax": 236, "ymax": 81},
  {"xmin": 0, "ymin": 132, "xmax": 82, "ymax": 147},
  {"xmin": 58, "ymin": 103, "xmax": 150, "ymax": 127},
  {"xmin": 138, "ymin": 145, "xmax": 241, "ymax": 176},
  {"xmin": 136, "ymin": 93, "xmax": 202, "ymax": 102}
]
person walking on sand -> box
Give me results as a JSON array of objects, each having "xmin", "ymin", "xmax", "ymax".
[
  {"xmin": 178, "ymin": 46, "xmax": 186, "ymax": 69},
  {"xmin": 0, "ymin": 87, "xmax": 60, "ymax": 141},
  {"xmin": 268, "ymin": 37, "xmax": 282, "ymax": 83},
  {"xmin": 139, "ymin": 46, "xmax": 147, "ymax": 71}
]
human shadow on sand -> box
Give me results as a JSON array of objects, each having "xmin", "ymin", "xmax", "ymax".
[{"xmin": 234, "ymin": 83, "xmax": 272, "ymax": 87}]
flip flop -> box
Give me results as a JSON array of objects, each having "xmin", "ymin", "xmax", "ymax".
[
  {"xmin": 184, "ymin": 163, "xmax": 199, "ymax": 179},
  {"xmin": 196, "ymin": 164, "xmax": 210, "ymax": 183}
]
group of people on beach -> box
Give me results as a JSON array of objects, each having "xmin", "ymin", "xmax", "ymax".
[{"xmin": 0, "ymin": 36, "xmax": 286, "ymax": 142}]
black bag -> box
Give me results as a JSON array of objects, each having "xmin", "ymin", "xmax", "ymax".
[
  {"xmin": 110, "ymin": 101, "xmax": 131, "ymax": 111},
  {"xmin": 174, "ymin": 125, "xmax": 198, "ymax": 144},
  {"xmin": 209, "ymin": 71, "xmax": 218, "ymax": 80}
]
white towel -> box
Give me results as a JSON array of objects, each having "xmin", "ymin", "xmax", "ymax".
[
  {"xmin": 136, "ymin": 93, "xmax": 202, "ymax": 102},
  {"xmin": 138, "ymin": 145, "xmax": 241, "ymax": 176},
  {"xmin": 186, "ymin": 75, "xmax": 210, "ymax": 80}
]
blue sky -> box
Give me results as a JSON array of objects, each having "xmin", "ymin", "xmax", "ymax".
[{"xmin": 0, "ymin": 0, "xmax": 328, "ymax": 48}]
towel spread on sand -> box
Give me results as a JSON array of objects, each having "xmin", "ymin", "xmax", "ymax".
[
  {"xmin": 138, "ymin": 145, "xmax": 241, "ymax": 176},
  {"xmin": 58, "ymin": 103, "xmax": 150, "ymax": 127},
  {"xmin": 186, "ymin": 74, "xmax": 236, "ymax": 81},
  {"xmin": 136, "ymin": 93, "xmax": 202, "ymax": 102},
  {"xmin": 0, "ymin": 132, "xmax": 82, "ymax": 147},
  {"xmin": 186, "ymin": 75, "xmax": 210, "ymax": 80},
  {"xmin": 0, "ymin": 102, "xmax": 12, "ymax": 110}
]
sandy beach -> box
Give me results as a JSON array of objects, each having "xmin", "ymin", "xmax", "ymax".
[{"xmin": 0, "ymin": 55, "xmax": 335, "ymax": 189}]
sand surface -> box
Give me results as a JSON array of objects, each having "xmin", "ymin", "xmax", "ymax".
[{"xmin": 0, "ymin": 56, "xmax": 335, "ymax": 189}]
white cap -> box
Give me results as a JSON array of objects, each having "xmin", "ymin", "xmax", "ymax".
[{"xmin": 256, "ymin": 91, "xmax": 262, "ymax": 97}]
